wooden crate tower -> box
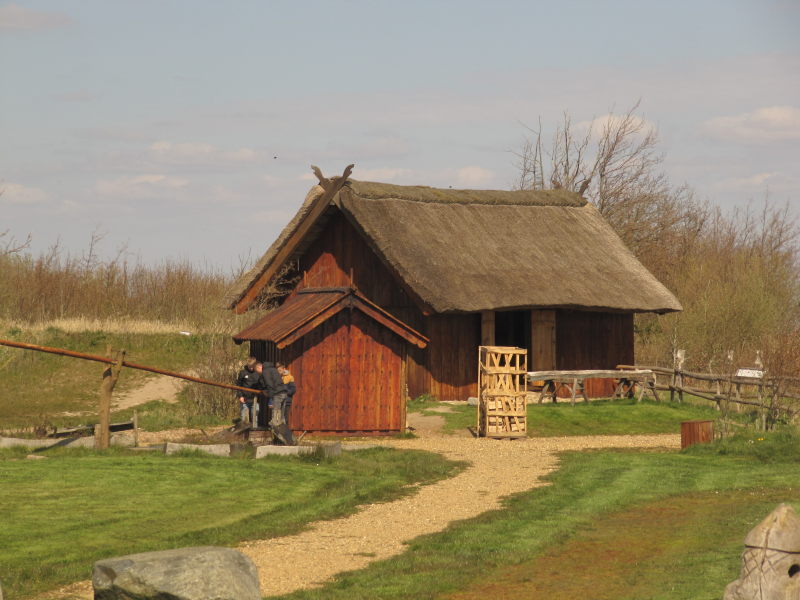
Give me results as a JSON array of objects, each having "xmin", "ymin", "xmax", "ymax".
[{"xmin": 477, "ymin": 346, "xmax": 527, "ymax": 438}]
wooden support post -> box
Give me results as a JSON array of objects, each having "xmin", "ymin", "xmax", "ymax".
[
  {"xmin": 133, "ymin": 409, "xmax": 139, "ymax": 448},
  {"xmin": 480, "ymin": 311, "xmax": 495, "ymax": 346},
  {"xmin": 97, "ymin": 347, "xmax": 125, "ymax": 450},
  {"xmin": 531, "ymin": 310, "xmax": 556, "ymax": 370}
]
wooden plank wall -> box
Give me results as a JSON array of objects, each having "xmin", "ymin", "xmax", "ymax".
[
  {"xmin": 413, "ymin": 313, "xmax": 481, "ymax": 401},
  {"xmin": 281, "ymin": 308, "xmax": 404, "ymax": 433},
  {"xmin": 555, "ymin": 310, "xmax": 634, "ymax": 397},
  {"xmin": 294, "ymin": 211, "xmax": 424, "ymax": 330},
  {"xmin": 531, "ymin": 310, "xmax": 556, "ymax": 370}
]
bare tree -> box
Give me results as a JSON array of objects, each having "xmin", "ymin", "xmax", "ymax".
[
  {"xmin": 0, "ymin": 229, "xmax": 31, "ymax": 255},
  {"xmin": 514, "ymin": 102, "xmax": 709, "ymax": 273}
]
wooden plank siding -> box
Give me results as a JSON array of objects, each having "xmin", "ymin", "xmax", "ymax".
[
  {"xmin": 407, "ymin": 313, "xmax": 481, "ymax": 401},
  {"xmin": 278, "ymin": 308, "xmax": 405, "ymax": 434},
  {"xmin": 293, "ymin": 211, "xmax": 424, "ymax": 331},
  {"xmin": 555, "ymin": 310, "xmax": 634, "ymax": 397}
]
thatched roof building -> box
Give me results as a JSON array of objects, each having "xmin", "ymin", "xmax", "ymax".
[{"xmin": 229, "ymin": 169, "xmax": 681, "ymax": 433}]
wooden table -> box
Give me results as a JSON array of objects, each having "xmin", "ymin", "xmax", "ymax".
[{"xmin": 527, "ymin": 369, "xmax": 658, "ymax": 405}]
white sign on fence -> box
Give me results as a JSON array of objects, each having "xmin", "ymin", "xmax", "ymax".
[{"xmin": 735, "ymin": 368, "xmax": 764, "ymax": 379}]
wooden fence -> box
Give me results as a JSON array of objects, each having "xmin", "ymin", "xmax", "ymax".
[{"xmin": 618, "ymin": 363, "xmax": 800, "ymax": 432}]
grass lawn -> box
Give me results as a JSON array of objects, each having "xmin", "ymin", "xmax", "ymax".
[
  {"xmin": 0, "ymin": 327, "xmax": 240, "ymax": 430},
  {"xmin": 0, "ymin": 446, "xmax": 463, "ymax": 599},
  {"xmin": 411, "ymin": 396, "xmax": 723, "ymax": 436},
  {"xmin": 272, "ymin": 431, "xmax": 800, "ymax": 600}
]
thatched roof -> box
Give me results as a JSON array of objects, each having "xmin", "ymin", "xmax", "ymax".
[{"xmin": 226, "ymin": 178, "xmax": 682, "ymax": 314}]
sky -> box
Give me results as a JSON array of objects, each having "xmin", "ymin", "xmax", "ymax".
[{"xmin": 2, "ymin": 0, "xmax": 799, "ymax": 271}]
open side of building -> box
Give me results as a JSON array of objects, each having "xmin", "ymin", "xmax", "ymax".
[{"xmin": 228, "ymin": 172, "xmax": 682, "ymax": 434}]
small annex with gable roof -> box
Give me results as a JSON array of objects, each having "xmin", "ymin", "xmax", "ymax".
[{"xmin": 229, "ymin": 165, "xmax": 682, "ymax": 434}]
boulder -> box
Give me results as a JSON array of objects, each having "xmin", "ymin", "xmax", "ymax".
[
  {"xmin": 92, "ymin": 546, "xmax": 260, "ymax": 600},
  {"xmin": 724, "ymin": 503, "xmax": 800, "ymax": 600}
]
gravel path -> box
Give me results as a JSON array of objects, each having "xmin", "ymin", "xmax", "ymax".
[
  {"xmin": 40, "ymin": 429, "xmax": 679, "ymax": 599},
  {"xmin": 242, "ymin": 432, "xmax": 680, "ymax": 597}
]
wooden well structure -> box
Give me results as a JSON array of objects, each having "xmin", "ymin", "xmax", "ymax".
[{"xmin": 477, "ymin": 346, "xmax": 527, "ymax": 438}]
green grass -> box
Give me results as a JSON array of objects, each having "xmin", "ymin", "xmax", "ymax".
[
  {"xmin": 0, "ymin": 446, "xmax": 463, "ymax": 598},
  {"xmin": 111, "ymin": 398, "xmax": 231, "ymax": 432},
  {"xmin": 272, "ymin": 432, "xmax": 800, "ymax": 600},
  {"xmin": 525, "ymin": 397, "xmax": 723, "ymax": 436},
  {"xmin": 0, "ymin": 327, "xmax": 227, "ymax": 430},
  {"xmin": 415, "ymin": 397, "xmax": 724, "ymax": 436}
]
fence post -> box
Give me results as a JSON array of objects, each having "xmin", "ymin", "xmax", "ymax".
[
  {"xmin": 673, "ymin": 350, "xmax": 685, "ymax": 403},
  {"xmin": 97, "ymin": 347, "xmax": 125, "ymax": 450}
]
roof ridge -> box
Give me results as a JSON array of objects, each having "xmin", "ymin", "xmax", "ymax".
[{"xmin": 346, "ymin": 180, "xmax": 587, "ymax": 207}]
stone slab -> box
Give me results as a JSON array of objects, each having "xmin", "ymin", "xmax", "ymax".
[
  {"xmin": 1, "ymin": 433, "xmax": 133, "ymax": 450},
  {"xmin": 341, "ymin": 443, "xmax": 382, "ymax": 451},
  {"xmin": 255, "ymin": 442, "xmax": 341, "ymax": 459},
  {"xmin": 0, "ymin": 437, "xmax": 56, "ymax": 449},
  {"xmin": 165, "ymin": 442, "xmax": 231, "ymax": 457}
]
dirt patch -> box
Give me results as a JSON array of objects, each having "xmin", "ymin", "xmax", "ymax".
[
  {"xmin": 113, "ymin": 374, "xmax": 188, "ymax": 411},
  {"xmin": 406, "ymin": 412, "xmax": 447, "ymax": 433}
]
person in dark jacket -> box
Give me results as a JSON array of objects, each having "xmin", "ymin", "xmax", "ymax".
[
  {"xmin": 236, "ymin": 357, "xmax": 262, "ymax": 424},
  {"xmin": 259, "ymin": 361, "xmax": 287, "ymax": 428}
]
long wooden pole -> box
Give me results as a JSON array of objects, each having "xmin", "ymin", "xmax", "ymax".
[{"xmin": 0, "ymin": 338, "xmax": 257, "ymax": 395}]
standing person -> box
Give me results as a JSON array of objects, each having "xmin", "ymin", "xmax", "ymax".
[
  {"xmin": 276, "ymin": 362, "xmax": 296, "ymax": 426},
  {"xmin": 260, "ymin": 361, "xmax": 287, "ymax": 428},
  {"xmin": 236, "ymin": 357, "xmax": 261, "ymax": 425}
]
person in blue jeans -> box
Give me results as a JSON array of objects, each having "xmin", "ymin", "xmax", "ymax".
[{"xmin": 235, "ymin": 357, "xmax": 261, "ymax": 424}]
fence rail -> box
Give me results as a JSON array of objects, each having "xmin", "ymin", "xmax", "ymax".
[{"xmin": 617, "ymin": 364, "xmax": 800, "ymax": 431}]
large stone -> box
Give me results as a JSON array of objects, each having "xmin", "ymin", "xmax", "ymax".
[
  {"xmin": 92, "ymin": 546, "xmax": 260, "ymax": 600},
  {"xmin": 164, "ymin": 442, "xmax": 230, "ymax": 457},
  {"xmin": 724, "ymin": 503, "xmax": 800, "ymax": 600}
]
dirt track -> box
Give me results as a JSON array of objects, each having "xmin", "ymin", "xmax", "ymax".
[{"xmin": 42, "ymin": 422, "xmax": 680, "ymax": 599}]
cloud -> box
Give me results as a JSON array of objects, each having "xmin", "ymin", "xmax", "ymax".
[
  {"xmin": 711, "ymin": 171, "xmax": 800, "ymax": 194},
  {"xmin": 703, "ymin": 106, "xmax": 800, "ymax": 143},
  {"xmin": 0, "ymin": 3, "xmax": 72, "ymax": 30},
  {"xmin": 149, "ymin": 140, "xmax": 258, "ymax": 165},
  {"xmin": 1, "ymin": 182, "xmax": 47, "ymax": 204},
  {"xmin": 95, "ymin": 174, "xmax": 189, "ymax": 198},
  {"xmin": 454, "ymin": 166, "xmax": 496, "ymax": 188}
]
